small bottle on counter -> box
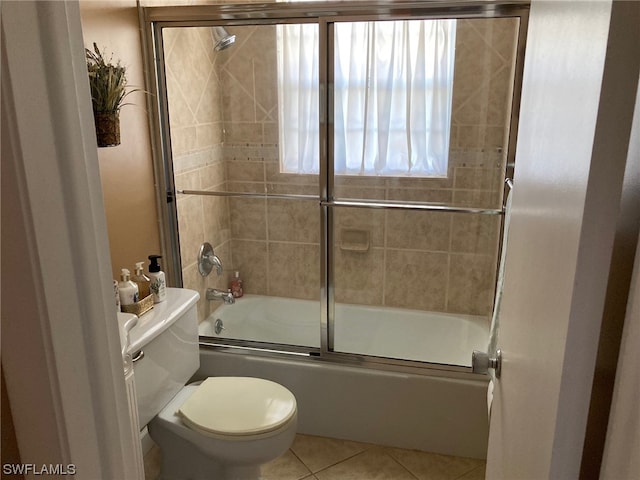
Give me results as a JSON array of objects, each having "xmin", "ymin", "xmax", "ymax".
[
  {"xmin": 132, "ymin": 261, "xmax": 151, "ymax": 299},
  {"xmin": 113, "ymin": 280, "xmax": 120, "ymax": 310},
  {"xmin": 118, "ymin": 268, "xmax": 139, "ymax": 306},
  {"xmin": 148, "ymin": 254, "xmax": 166, "ymax": 303},
  {"xmin": 230, "ymin": 271, "xmax": 243, "ymax": 298}
]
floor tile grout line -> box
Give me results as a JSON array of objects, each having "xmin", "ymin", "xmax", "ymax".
[
  {"xmin": 305, "ymin": 447, "xmax": 373, "ymax": 476},
  {"xmin": 287, "ymin": 448, "xmax": 313, "ymax": 479},
  {"xmin": 384, "ymin": 451, "xmax": 421, "ymax": 480},
  {"xmin": 453, "ymin": 463, "xmax": 486, "ymax": 480}
]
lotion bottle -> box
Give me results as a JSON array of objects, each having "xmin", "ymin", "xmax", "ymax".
[
  {"xmin": 132, "ymin": 261, "xmax": 151, "ymax": 299},
  {"xmin": 148, "ymin": 255, "xmax": 166, "ymax": 303},
  {"xmin": 118, "ymin": 269, "xmax": 139, "ymax": 306}
]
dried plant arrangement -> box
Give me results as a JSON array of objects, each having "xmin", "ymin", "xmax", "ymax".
[{"xmin": 86, "ymin": 43, "xmax": 136, "ymax": 147}]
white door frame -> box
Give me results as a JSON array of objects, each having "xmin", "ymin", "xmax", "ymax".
[{"xmin": 2, "ymin": 1, "xmax": 138, "ymax": 477}]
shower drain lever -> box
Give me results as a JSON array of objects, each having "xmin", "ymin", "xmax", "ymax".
[
  {"xmin": 214, "ymin": 318, "xmax": 225, "ymax": 335},
  {"xmin": 472, "ymin": 349, "xmax": 502, "ymax": 378}
]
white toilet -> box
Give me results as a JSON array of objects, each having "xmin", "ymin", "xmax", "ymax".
[{"xmin": 127, "ymin": 288, "xmax": 297, "ymax": 480}]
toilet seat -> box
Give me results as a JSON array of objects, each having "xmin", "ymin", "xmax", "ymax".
[{"xmin": 177, "ymin": 377, "xmax": 297, "ymax": 438}]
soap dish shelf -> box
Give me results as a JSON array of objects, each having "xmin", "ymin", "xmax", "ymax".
[{"xmin": 339, "ymin": 229, "xmax": 370, "ymax": 252}]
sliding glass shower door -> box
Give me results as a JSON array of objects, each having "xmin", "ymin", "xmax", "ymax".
[
  {"xmin": 146, "ymin": 1, "xmax": 527, "ymax": 372},
  {"xmin": 326, "ymin": 16, "xmax": 522, "ymax": 367}
]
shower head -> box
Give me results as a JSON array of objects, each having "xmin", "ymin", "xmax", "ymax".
[{"xmin": 212, "ymin": 27, "xmax": 236, "ymax": 51}]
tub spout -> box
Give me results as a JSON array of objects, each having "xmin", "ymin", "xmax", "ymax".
[{"xmin": 206, "ymin": 288, "xmax": 235, "ymax": 304}]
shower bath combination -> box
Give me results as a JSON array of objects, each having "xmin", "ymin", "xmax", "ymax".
[{"xmin": 142, "ymin": 0, "xmax": 528, "ymax": 459}]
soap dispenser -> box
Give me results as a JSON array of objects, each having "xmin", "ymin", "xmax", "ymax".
[
  {"xmin": 230, "ymin": 271, "xmax": 244, "ymax": 298},
  {"xmin": 148, "ymin": 255, "xmax": 166, "ymax": 303},
  {"xmin": 118, "ymin": 268, "xmax": 140, "ymax": 306},
  {"xmin": 132, "ymin": 261, "xmax": 151, "ymax": 299}
]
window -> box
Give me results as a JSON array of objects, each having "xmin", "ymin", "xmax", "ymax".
[{"xmin": 277, "ymin": 19, "xmax": 456, "ymax": 177}]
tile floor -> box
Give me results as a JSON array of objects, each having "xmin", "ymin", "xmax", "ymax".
[{"xmin": 144, "ymin": 434, "xmax": 486, "ymax": 480}]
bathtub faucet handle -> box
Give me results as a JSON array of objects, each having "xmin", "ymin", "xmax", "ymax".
[{"xmin": 198, "ymin": 242, "xmax": 224, "ymax": 277}]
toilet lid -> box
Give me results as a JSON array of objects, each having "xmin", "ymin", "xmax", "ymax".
[{"xmin": 177, "ymin": 377, "xmax": 297, "ymax": 436}]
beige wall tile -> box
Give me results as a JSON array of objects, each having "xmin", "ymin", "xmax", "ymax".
[
  {"xmin": 173, "ymin": 149, "xmax": 210, "ymax": 174},
  {"xmin": 195, "ymin": 70, "xmax": 222, "ymax": 124},
  {"xmin": 453, "ymin": 190, "xmax": 500, "ymax": 209},
  {"xmin": 226, "ymin": 160, "xmax": 265, "ymax": 183},
  {"xmin": 386, "ymin": 210, "xmax": 452, "ymax": 252},
  {"xmin": 451, "ymin": 214, "xmax": 501, "ymax": 255},
  {"xmin": 334, "ymin": 186, "xmax": 387, "ymax": 201},
  {"xmin": 336, "ymin": 175, "xmax": 386, "ymax": 188},
  {"xmin": 386, "ymin": 188, "xmax": 453, "ymax": 205},
  {"xmin": 334, "ymin": 248, "xmax": 384, "ymax": 305},
  {"xmin": 230, "ymin": 240, "xmax": 268, "ymax": 295},
  {"xmin": 171, "ymin": 126, "xmax": 197, "ymax": 157},
  {"xmin": 201, "ymin": 161, "xmax": 226, "ymax": 190},
  {"xmin": 267, "ymin": 183, "xmax": 318, "ymax": 196},
  {"xmin": 447, "ymin": 253, "xmax": 496, "ymax": 316},
  {"xmin": 196, "ymin": 123, "xmax": 223, "ymax": 150},
  {"xmin": 174, "ymin": 169, "xmax": 201, "ymax": 191},
  {"xmin": 202, "ymin": 195, "xmax": 231, "ymax": 247},
  {"xmin": 176, "ymin": 195, "xmax": 204, "ymax": 268},
  {"xmin": 268, "ymin": 243, "xmax": 320, "ymax": 300},
  {"xmin": 268, "ymin": 199, "xmax": 320, "ymax": 243},
  {"xmin": 385, "ymin": 174, "xmax": 453, "ymax": 190},
  {"xmin": 229, "ymin": 197, "xmax": 267, "ymax": 240},
  {"xmin": 221, "ymin": 78, "xmax": 256, "ymax": 123},
  {"xmin": 224, "ymin": 122, "xmax": 264, "ymax": 144},
  {"xmin": 166, "ymin": 69, "xmax": 196, "ymax": 128},
  {"xmin": 226, "ymin": 181, "xmax": 266, "ymax": 194},
  {"xmin": 263, "ymin": 121, "xmax": 279, "ymax": 144},
  {"xmin": 384, "ymin": 250, "xmax": 448, "ymax": 311},
  {"xmin": 454, "ymin": 167, "xmax": 503, "ymax": 191}
]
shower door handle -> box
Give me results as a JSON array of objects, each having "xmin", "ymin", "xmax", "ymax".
[{"xmin": 472, "ymin": 349, "xmax": 502, "ymax": 378}]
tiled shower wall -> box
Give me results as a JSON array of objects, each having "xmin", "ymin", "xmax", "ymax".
[
  {"xmin": 167, "ymin": 18, "xmax": 519, "ymax": 322},
  {"xmin": 165, "ymin": 26, "xmax": 232, "ymax": 323}
]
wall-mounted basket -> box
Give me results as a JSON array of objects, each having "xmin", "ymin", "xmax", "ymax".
[{"xmin": 94, "ymin": 112, "xmax": 121, "ymax": 147}]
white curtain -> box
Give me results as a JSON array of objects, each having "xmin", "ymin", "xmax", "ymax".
[
  {"xmin": 277, "ymin": 24, "xmax": 319, "ymax": 174},
  {"xmin": 278, "ymin": 19, "xmax": 456, "ymax": 177}
]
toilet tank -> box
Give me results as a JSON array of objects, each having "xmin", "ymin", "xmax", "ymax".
[{"xmin": 127, "ymin": 288, "xmax": 200, "ymax": 428}]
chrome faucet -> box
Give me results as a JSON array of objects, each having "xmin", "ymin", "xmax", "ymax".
[
  {"xmin": 208, "ymin": 254, "xmax": 224, "ymax": 276},
  {"xmin": 206, "ymin": 288, "xmax": 235, "ymax": 304},
  {"xmin": 198, "ymin": 242, "xmax": 223, "ymax": 277}
]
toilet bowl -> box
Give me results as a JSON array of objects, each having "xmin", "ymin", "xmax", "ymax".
[
  {"xmin": 126, "ymin": 288, "xmax": 297, "ymax": 480},
  {"xmin": 149, "ymin": 379, "xmax": 297, "ymax": 480}
]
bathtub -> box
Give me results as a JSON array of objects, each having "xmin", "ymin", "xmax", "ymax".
[
  {"xmin": 198, "ymin": 295, "xmax": 489, "ymax": 366},
  {"xmin": 196, "ymin": 295, "xmax": 490, "ymax": 459}
]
